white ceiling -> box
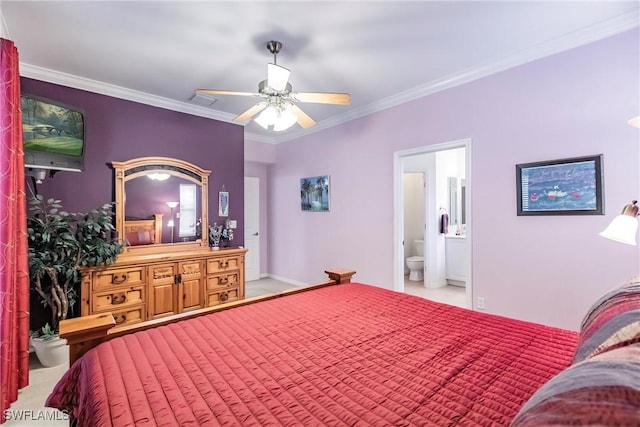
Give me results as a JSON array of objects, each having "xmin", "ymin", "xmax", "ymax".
[{"xmin": 2, "ymin": 1, "xmax": 638, "ymax": 144}]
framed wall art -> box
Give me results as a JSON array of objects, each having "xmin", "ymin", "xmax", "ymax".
[
  {"xmin": 516, "ymin": 154, "xmax": 604, "ymax": 216},
  {"xmin": 219, "ymin": 191, "xmax": 229, "ymax": 217},
  {"xmin": 300, "ymin": 175, "xmax": 330, "ymax": 212}
]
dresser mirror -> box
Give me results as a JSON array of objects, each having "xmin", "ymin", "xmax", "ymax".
[{"xmin": 112, "ymin": 157, "xmax": 211, "ymax": 256}]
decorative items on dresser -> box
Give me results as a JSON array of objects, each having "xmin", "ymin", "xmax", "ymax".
[
  {"xmin": 80, "ymin": 247, "xmax": 247, "ymax": 328},
  {"xmin": 77, "ymin": 156, "xmax": 247, "ymax": 330}
]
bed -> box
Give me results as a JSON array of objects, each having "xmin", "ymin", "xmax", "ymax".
[
  {"xmin": 46, "ymin": 270, "xmax": 640, "ymax": 426},
  {"xmin": 124, "ymin": 213, "xmax": 163, "ymax": 246}
]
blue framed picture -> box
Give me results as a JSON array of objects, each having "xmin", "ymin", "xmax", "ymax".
[
  {"xmin": 300, "ymin": 175, "xmax": 330, "ymax": 212},
  {"xmin": 516, "ymin": 155, "xmax": 604, "ymax": 216}
]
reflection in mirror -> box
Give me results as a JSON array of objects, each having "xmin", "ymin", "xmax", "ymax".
[
  {"xmin": 124, "ymin": 175, "xmax": 202, "ymax": 244},
  {"xmin": 448, "ymin": 177, "xmax": 458, "ymax": 229},
  {"xmin": 461, "ymin": 179, "xmax": 466, "ymax": 226},
  {"xmin": 112, "ymin": 157, "xmax": 211, "ymax": 256}
]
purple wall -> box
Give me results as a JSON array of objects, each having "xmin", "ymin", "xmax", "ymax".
[
  {"xmin": 21, "ymin": 77, "xmax": 245, "ymax": 244},
  {"xmin": 265, "ymin": 29, "xmax": 640, "ymax": 330}
]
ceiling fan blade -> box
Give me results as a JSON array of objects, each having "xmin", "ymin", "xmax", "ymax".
[
  {"xmin": 196, "ymin": 89, "xmax": 258, "ymax": 97},
  {"xmin": 288, "ymin": 104, "xmax": 316, "ymax": 129},
  {"xmin": 267, "ymin": 63, "xmax": 290, "ymax": 91},
  {"xmin": 292, "ymin": 92, "xmax": 351, "ymax": 105},
  {"xmin": 234, "ymin": 102, "xmax": 267, "ymax": 123}
]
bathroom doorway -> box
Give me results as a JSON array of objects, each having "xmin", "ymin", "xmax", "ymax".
[{"xmin": 393, "ymin": 139, "xmax": 472, "ymax": 309}]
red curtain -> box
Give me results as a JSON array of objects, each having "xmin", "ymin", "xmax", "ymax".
[{"xmin": 0, "ymin": 38, "xmax": 30, "ymax": 424}]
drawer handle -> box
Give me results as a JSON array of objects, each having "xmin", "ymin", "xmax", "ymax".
[
  {"xmin": 219, "ymin": 276, "xmax": 229, "ymax": 285},
  {"xmin": 220, "ymin": 292, "xmax": 229, "ymax": 302},
  {"xmin": 114, "ymin": 314, "xmax": 127, "ymax": 325},
  {"xmin": 111, "ymin": 293, "xmax": 127, "ymax": 305},
  {"xmin": 112, "ymin": 274, "xmax": 128, "ymax": 284},
  {"xmin": 219, "ymin": 260, "xmax": 229, "ymax": 269}
]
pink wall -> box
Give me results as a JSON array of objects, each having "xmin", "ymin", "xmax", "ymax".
[
  {"xmin": 268, "ymin": 29, "xmax": 640, "ymax": 330},
  {"xmin": 245, "ymin": 139, "xmax": 276, "ymax": 164}
]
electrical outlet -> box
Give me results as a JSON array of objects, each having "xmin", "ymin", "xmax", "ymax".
[
  {"xmin": 228, "ymin": 220, "xmax": 237, "ymax": 229},
  {"xmin": 477, "ymin": 297, "xmax": 486, "ymax": 310}
]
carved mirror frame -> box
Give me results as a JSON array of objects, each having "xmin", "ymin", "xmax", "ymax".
[{"xmin": 112, "ymin": 157, "xmax": 211, "ymax": 256}]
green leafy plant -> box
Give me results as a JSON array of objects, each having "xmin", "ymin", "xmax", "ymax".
[
  {"xmin": 27, "ymin": 195, "xmax": 124, "ymax": 335},
  {"xmin": 30, "ymin": 323, "xmax": 58, "ymax": 341}
]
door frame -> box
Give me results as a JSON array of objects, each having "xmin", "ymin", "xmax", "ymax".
[{"xmin": 393, "ymin": 138, "xmax": 472, "ymax": 309}]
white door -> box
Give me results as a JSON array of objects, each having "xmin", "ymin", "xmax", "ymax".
[{"xmin": 244, "ymin": 177, "xmax": 260, "ymax": 281}]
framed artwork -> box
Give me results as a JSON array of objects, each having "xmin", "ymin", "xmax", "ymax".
[
  {"xmin": 516, "ymin": 154, "xmax": 604, "ymax": 216},
  {"xmin": 218, "ymin": 191, "xmax": 229, "ymax": 217},
  {"xmin": 300, "ymin": 175, "xmax": 330, "ymax": 212}
]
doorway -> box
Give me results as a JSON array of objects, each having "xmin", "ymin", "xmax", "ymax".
[
  {"xmin": 393, "ymin": 139, "xmax": 472, "ymax": 309},
  {"xmin": 244, "ymin": 176, "xmax": 260, "ymax": 281}
]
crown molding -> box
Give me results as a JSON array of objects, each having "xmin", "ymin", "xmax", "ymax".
[
  {"xmin": 274, "ymin": 11, "xmax": 639, "ymax": 144},
  {"xmin": 18, "ymin": 11, "xmax": 638, "ymax": 145},
  {"xmin": 19, "ymin": 63, "xmax": 239, "ymax": 123}
]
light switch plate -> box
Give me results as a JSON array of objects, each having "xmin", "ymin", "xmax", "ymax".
[{"xmin": 228, "ymin": 220, "xmax": 237, "ymax": 229}]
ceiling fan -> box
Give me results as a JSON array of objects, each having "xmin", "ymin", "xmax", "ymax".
[{"xmin": 196, "ymin": 41, "xmax": 351, "ymax": 131}]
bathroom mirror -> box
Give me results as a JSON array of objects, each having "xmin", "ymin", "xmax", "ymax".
[
  {"xmin": 460, "ymin": 179, "xmax": 466, "ymax": 226},
  {"xmin": 448, "ymin": 176, "xmax": 467, "ymax": 230},
  {"xmin": 448, "ymin": 177, "xmax": 458, "ymax": 228},
  {"xmin": 112, "ymin": 157, "xmax": 211, "ymax": 256}
]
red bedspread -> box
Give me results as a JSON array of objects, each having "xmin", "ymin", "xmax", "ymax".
[{"xmin": 47, "ymin": 283, "xmax": 578, "ymax": 426}]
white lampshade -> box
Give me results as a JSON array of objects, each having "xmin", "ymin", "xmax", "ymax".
[
  {"xmin": 267, "ymin": 63, "xmax": 291, "ymax": 92},
  {"xmin": 599, "ymin": 215, "xmax": 638, "ymax": 245},
  {"xmin": 166, "ymin": 201, "xmax": 179, "ymax": 208},
  {"xmin": 273, "ymin": 108, "xmax": 298, "ymax": 131},
  {"xmin": 599, "ymin": 201, "xmax": 639, "ymax": 245},
  {"xmin": 628, "ymin": 116, "xmax": 640, "ymax": 128},
  {"xmin": 254, "ymin": 105, "xmax": 297, "ymax": 131},
  {"xmin": 254, "ymin": 106, "xmax": 278, "ymax": 129}
]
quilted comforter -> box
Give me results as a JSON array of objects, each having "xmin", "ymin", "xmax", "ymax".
[{"xmin": 46, "ymin": 283, "xmax": 578, "ymax": 426}]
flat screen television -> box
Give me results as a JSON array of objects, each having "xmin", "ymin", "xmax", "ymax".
[{"xmin": 21, "ymin": 94, "xmax": 85, "ymax": 172}]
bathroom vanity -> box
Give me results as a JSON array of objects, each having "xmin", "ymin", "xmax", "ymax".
[{"xmin": 445, "ymin": 235, "xmax": 467, "ymax": 286}]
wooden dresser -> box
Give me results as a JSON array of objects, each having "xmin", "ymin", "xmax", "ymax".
[{"xmin": 80, "ymin": 247, "xmax": 247, "ymax": 330}]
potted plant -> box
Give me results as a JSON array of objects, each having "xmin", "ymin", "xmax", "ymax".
[{"xmin": 27, "ymin": 195, "xmax": 123, "ymax": 366}]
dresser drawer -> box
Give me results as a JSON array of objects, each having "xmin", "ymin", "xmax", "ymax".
[
  {"xmin": 206, "ymin": 287, "xmax": 240, "ymax": 306},
  {"xmin": 206, "ymin": 271, "xmax": 240, "ymax": 290},
  {"xmin": 207, "ymin": 256, "xmax": 241, "ymax": 275},
  {"xmin": 111, "ymin": 306, "xmax": 145, "ymax": 327},
  {"xmin": 92, "ymin": 286, "xmax": 145, "ymax": 313},
  {"xmin": 93, "ymin": 267, "xmax": 145, "ymax": 289}
]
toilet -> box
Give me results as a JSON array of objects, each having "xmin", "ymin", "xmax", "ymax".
[{"xmin": 406, "ymin": 239, "xmax": 424, "ymax": 281}]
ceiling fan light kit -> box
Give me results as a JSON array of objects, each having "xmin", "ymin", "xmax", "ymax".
[
  {"xmin": 254, "ymin": 104, "xmax": 298, "ymax": 131},
  {"xmin": 195, "ymin": 40, "xmax": 350, "ymax": 132}
]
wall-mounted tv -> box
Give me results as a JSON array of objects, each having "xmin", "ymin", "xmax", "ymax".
[{"xmin": 21, "ymin": 94, "xmax": 85, "ymax": 172}]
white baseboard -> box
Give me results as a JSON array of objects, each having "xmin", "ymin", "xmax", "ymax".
[{"xmin": 265, "ymin": 273, "xmax": 307, "ymax": 287}]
